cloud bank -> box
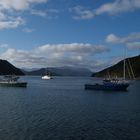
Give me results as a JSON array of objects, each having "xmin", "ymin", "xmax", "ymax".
[
  {"xmin": 0, "ymin": 0, "xmax": 48, "ymax": 29},
  {"xmin": 106, "ymin": 32, "xmax": 140, "ymax": 50},
  {"xmin": 71, "ymin": 0, "xmax": 140, "ymax": 20},
  {"xmin": 70, "ymin": 6, "xmax": 95, "ymax": 20},
  {"xmin": 0, "ymin": 32, "xmax": 139, "ymax": 70},
  {"xmin": 0, "ymin": 0, "xmax": 48, "ymax": 11},
  {"xmin": 0, "ymin": 43, "xmax": 109, "ymax": 70}
]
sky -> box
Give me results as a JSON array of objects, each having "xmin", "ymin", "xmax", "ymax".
[{"xmin": 0, "ymin": 0, "xmax": 140, "ymax": 71}]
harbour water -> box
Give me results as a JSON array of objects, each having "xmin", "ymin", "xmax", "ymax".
[{"xmin": 0, "ymin": 76, "xmax": 140, "ymax": 140}]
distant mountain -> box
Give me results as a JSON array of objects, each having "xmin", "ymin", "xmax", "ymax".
[
  {"xmin": 92, "ymin": 55, "xmax": 140, "ymax": 79},
  {"xmin": 23, "ymin": 67, "xmax": 92, "ymax": 77},
  {"xmin": 0, "ymin": 60, "xmax": 24, "ymax": 75},
  {"xmin": 21, "ymin": 67, "xmax": 39, "ymax": 72}
]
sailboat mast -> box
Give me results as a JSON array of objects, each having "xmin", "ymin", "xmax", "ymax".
[
  {"xmin": 123, "ymin": 57, "xmax": 125, "ymax": 80},
  {"xmin": 123, "ymin": 47, "xmax": 126, "ymax": 80}
]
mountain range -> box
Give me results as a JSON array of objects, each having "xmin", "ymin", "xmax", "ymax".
[
  {"xmin": 0, "ymin": 59, "xmax": 92, "ymax": 76},
  {"xmin": 23, "ymin": 67, "xmax": 92, "ymax": 77},
  {"xmin": 92, "ymin": 55, "xmax": 140, "ymax": 79},
  {"xmin": 0, "ymin": 54, "xmax": 139, "ymax": 78}
]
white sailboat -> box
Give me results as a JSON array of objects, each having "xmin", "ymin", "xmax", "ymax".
[
  {"xmin": 42, "ymin": 70, "xmax": 52, "ymax": 80},
  {"xmin": 42, "ymin": 75, "xmax": 52, "ymax": 80}
]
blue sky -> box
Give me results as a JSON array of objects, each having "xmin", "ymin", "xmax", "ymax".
[{"xmin": 0, "ymin": 0, "xmax": 140, "ymax": 71}]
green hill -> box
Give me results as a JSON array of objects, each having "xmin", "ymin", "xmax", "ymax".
[
  {"xmin": 92, "ymin": 55, "xmax": 140, "ymax": 79},
  {"xmin": 0, "ymin": 60, "xmax": 24, "ymax": 75}
]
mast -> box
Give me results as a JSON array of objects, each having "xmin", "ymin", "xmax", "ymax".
[
  {"xmin": 123, "ymin": 58, "xmax": 125, "ymax": 80},
  {"xmin": 123, "ymin": 47, "xmax": 126, "ymax": 80}
]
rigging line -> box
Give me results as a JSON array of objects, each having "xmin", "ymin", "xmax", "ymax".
[
  {"xmin": 126, "ymin": 59, "xmax": 132, "ymax": 79},
  {"xmin": 128, "ymin": 58, "xmax": 135, "ymax": 80}
]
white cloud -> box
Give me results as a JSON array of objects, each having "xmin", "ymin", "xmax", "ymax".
[
  {"xmin": 70, "ymin": 6, "xmax": 95, "ymax": 20},
  {"xmin": 126, "ymin": 42, "xmax": 140, "ymax": 50},
  {"xmin": 106, "ymin": 32, "xmax": 140, "ymax": 43},
  {"xmin": 71, "ymin": 0, "xmax": 140, "ymax": 20},
  {"xmin": 96, "ymin": 0, "xmax": 140, "ymax": 15},
  {"xmin": 0, "ymin": 8, "xmax": 24, "ymax": 29},
  {"xmin": 106, "ymin": 32, "xmax": 140, "ymax": 50},
  {"xmin": 0, "ymin": 16, "xmax": 25, "ymax": 29},
  {"xmin": 31, "ymin": 10, "xmax": 46, "ymax": 17},
  {"xmin": 0, "ymin": 48, "xmax": 47, "ymax": 68},
  {"xmin": 36, "ymin": 43, "xmax": 108, "ymax": 54},
  {"xmin": 1, "ymin": 48, "xmax": 29, "ymax": 59},
  {"xmin": 0, "ymin": 0, "xmax": 48, "ymax": 11},
  {"xmin": 0, "ymin": 12, "xmax": 6, "ymax": 20},
  {"xmin": 30, "ymin": 9, "xmax": 59, "ymax": 18},
  {"xmin": 0, "ymin": 44, "xmax": 9, "ymax": 48},
  {"xmin": 0, "ymin": 43, "xmax": 109, "ymax": 70},
  {"xmin": 0, "ymin": 0, "xmax": 48, "ymax": 29},
  {"xmin": 30, "ymin": 9, "xmax": 47, "ymax": 17},
  {"xmin": 105, "ymin": 34, "xmax": 120, "ymax": 43}
]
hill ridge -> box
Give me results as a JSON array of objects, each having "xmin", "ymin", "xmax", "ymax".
[
  {"xmin": 92, "ymin": 55, "xmax": 140, "ymax": 79},
  {"xmin": 0, "ymin": 59, "xmax": 24, "ymax": 75}
]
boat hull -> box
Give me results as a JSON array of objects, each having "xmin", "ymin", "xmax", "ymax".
[
  {"xmin": 85, "ymin": 83, "xmax": 129, "ymax": 91},
  {"xmin": 0, "ymin": 82, "xmax": 27, "ymax": 87},
  {"xmin": 42, "ymin": 75, "xmax": 52, "ymax": 80},
  {"xmin": 42, "ymin": 77, "xmax": 51, "ymax": 80}
]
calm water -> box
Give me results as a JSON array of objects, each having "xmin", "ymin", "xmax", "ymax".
[{"xmin": 0, "ymin": 76, "xmax": 140, "ymax": 140}]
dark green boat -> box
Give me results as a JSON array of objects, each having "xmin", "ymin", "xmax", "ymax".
[{"xmin": 0, "ymin": 75, "xmax": 27, "ymax": 87}]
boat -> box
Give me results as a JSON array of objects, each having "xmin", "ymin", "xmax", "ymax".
[
  {"xmin": 42, "ymin": 70, "xmax": 52, "ymax": 80},
  {"xmin": 42, "ymin": 75, "xmax": 52, "ymax": 80},
  {"xmin": 85, "ymin": 79, "xmax": 130, "ymax": 91},
  {"xmin": 0, "ymin": 75, "xmax": 27, "ymax": 87},
  {"xmin": 85, "ymin": 50, "xmax": 134, "ymax": 91}
]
